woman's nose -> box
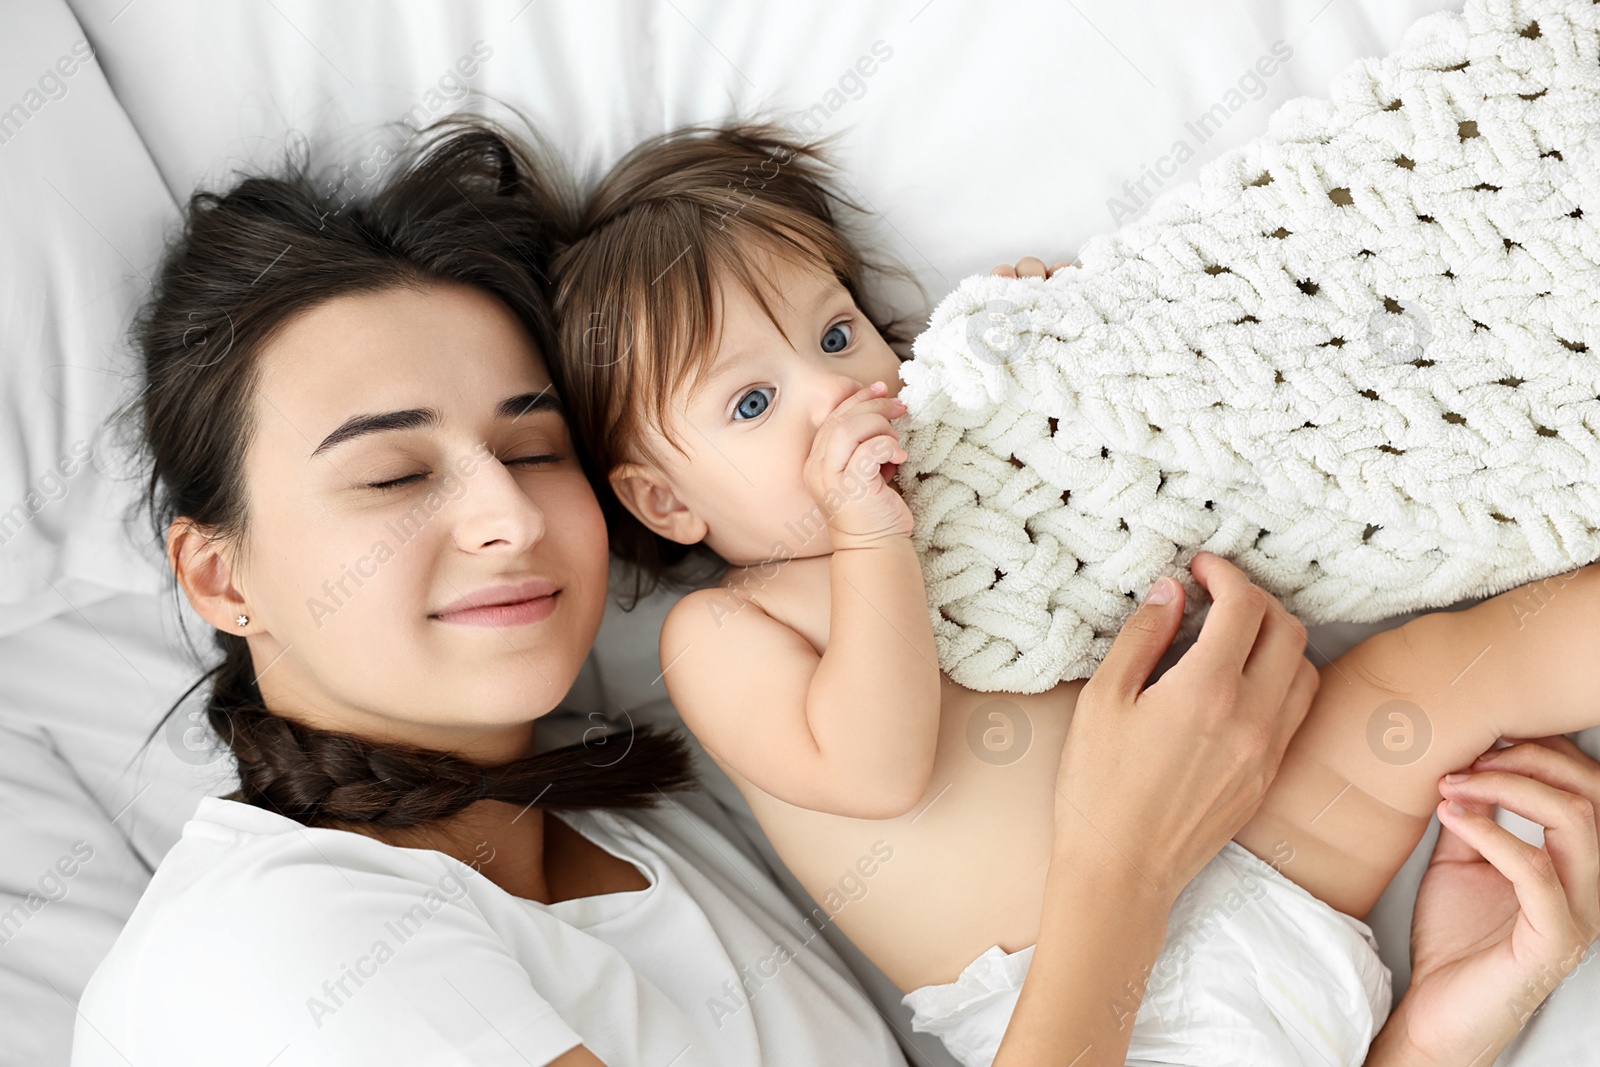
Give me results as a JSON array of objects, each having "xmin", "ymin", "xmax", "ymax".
[{"xmin": 450, "ymin": 455, "xmax": 546, "ymax": 554}]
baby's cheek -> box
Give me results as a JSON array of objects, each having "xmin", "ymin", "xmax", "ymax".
[{"xmin": 873, "ymin": 356, "xmax": 904, "ymax": 398}]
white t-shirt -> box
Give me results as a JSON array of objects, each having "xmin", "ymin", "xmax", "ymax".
[{"xmin": 71, "ymin": 795, "xmax": 906, "ymax": 1067}]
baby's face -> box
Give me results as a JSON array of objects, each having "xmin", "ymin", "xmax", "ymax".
[{"xmin": 644, "ymin": 250, "xmax": 904, "ymax": 565}]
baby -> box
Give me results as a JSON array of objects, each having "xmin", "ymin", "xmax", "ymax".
[{"xmin": 552, "ymin": 125, "xmax": 1600, "ymax": 1063}]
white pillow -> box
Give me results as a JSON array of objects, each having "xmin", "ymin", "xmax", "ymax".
[
  {"xmin": 0, "ymin": 721, "xmax": 157, "ymax": 1067},
  {"xmin": 0, "ymin": 0, "xmax": 171, "ymax": 638}
]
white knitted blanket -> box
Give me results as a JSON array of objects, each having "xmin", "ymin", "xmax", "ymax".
[{"xmin": 897, "ymin": 0, "xmax": 1600, "ymax": 693}]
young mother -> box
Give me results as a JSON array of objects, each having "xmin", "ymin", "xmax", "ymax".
[{"xmin": 70, "ymin": 116, "xmax": 1600, "ymax": 1067}]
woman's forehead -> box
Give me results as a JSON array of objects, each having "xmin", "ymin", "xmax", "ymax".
[
  {"xmin": 249, "ymin": 287, "xmax": 556, "ymax": 460},
  {"xmin": 255, "ymin": 285, "xmax": 553, "ymax": 435}
]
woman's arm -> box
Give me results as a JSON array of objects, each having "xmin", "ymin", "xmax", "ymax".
[
  {"xmin": 992, "ymin": 552, "xmax": 1320, "ymax": 1065},
  {"xmin": 993, "ymin": 842, "xmax": 1178, "ymax": 1063}
]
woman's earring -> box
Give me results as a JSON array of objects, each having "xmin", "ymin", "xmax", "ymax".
[{"xmin": 235, "ymin": 613, "xmax": 250, "ymax": 628}]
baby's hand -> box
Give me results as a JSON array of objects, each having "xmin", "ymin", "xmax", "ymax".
[
  {"xmin": 803, "ymin": 381, "xmax": 914, "ymax": 550},
  {"xmin": 991, "ymin": 256, "xmax": 1074, "ymax": 279}
]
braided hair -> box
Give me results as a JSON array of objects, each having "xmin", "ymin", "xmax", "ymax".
[{"xmin": 121, "ymin": 113, "xmax": 695, "ymax": 831}]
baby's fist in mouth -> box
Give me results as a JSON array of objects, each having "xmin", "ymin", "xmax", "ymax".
[{"xmin": 804, "ymin": 381, "xmax": 914, "ymax": 549}]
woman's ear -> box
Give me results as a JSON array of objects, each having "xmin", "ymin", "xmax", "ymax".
[
  {"xmin": 609, "ymin": 462, "xmax": 709, "ymax": 546},
  {"xmin": 166, "ymin": 518, "xmax": 252, "ymax": 634}
]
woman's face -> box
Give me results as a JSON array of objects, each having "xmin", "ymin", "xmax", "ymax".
[{"xmin": 200, "ymin": 283, "xmax": 609, "ymax": 762}]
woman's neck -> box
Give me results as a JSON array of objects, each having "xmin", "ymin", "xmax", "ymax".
[
  {"xmin": 373, "ymin": 799, "xmax": 555, "ymax": 901},
  {"xmin": 368, "ymin": 800, "xmax": 648, "ymax": 903}
]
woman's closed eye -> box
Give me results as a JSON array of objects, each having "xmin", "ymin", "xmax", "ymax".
[
  {"xmin": 732, "ymin": 386, "xmax": 774, "ymax": 421},
  {"xmin": 365, "ymin": 453, "xmax": 563, "ymax": 490},
  {"xmin": 821, "ymin": 320, "xmax": 853, "ymax": 354}
]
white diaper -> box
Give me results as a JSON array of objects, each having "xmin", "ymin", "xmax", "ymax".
[{"xmin": 902, "ymin": 842, "xmax": 1392, "ymax": 1067}]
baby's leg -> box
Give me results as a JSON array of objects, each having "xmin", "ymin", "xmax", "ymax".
[{"xmin": 1234, "ymin": 562, "xmax": 1600, "ymax": 920}]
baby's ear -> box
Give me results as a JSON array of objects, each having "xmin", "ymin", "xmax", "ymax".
[{"xmin": 608, "ymin": 462, "xmax": 709, "ymax": 546}]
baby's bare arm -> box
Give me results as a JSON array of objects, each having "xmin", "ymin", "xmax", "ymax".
[
  {"xmin": 658, "ymin": 537, "xmax": 941, "ymax": 819},
  {"xmin": 1236, "ymin": 561, "xmax": 1600, "ymax": 918},
  {"xmin": 653, "ymin": 379, "xmax": 941, "ymax": 818}
]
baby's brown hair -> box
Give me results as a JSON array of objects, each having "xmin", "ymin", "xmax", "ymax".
[{"xmin": 552, "ymin": 123, "xmax": 914, "ymax": 605}]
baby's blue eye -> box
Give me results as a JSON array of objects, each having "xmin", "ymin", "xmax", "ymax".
[
  {"xmin": 821, "ymin": 322, "xmax": 853, "ymax": 354},
  {"xmin": 734, "ymin": 386, "xmax": 774, "ymax": 420}
]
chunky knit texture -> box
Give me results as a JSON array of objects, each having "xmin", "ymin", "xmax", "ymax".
[{"xmin": 897, "ymin": 0, "xmax": 1600, "ymax": 693}]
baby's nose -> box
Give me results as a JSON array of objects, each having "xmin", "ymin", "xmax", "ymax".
[{"xmin": 814, "ymin": 372, "xmax": 869, "ymax": 423}]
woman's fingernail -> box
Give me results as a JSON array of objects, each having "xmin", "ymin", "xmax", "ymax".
[
  {"xmin": 1476, "ymin": 747, "xmax": 1500, "ymax": 761},
  {"xmin": 1443, "ymin": 772, "xmax": 1469, "ymax": 783},
  {"xmin": 1145, "ymin": 578, "xmax": 1174, "ymax": 605},
  {"xmin": 1445, "ymin": 799, "xmax": 1466, "ymax": 816}
]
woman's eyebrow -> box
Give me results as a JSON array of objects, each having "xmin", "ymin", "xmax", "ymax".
[{"xmin": 310, "ymin": 390, "xmax": 564, "ymax": 458}]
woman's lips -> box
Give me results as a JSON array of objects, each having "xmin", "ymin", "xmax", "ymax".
[{"xmin": 433, "ymin": 591, "xmax": 559, "ymax": 628}]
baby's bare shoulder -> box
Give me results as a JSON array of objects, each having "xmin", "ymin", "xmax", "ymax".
[
  {"xmin": 655, "ymin": 576, "xmax": 827, "ymax": 751},
  {"xmin": 663, "ymin": 584, "xmax": 766, "ymax": 644},
  {"xmin": 660, "ymin": 579, "xmax": 815, "ymax": 668}
]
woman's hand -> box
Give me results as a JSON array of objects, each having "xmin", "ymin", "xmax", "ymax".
[
  {"xmin": 994, "ymin": 552, "xmax": 1318, "ymax": 1067},
  {"xmin": 1369, "ymin": 736, "xmax": 1600, "ymax": 1065},
  {"xmin": 1056, "ymin": 551, "xmax": 1319, "ymax": 899},
  {"xmin": 990, "ymin": 257, "xmax": 1074, "ymax": 279}
]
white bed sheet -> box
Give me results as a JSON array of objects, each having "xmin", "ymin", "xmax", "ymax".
[{"xmin": 5, "ymin": 1, "xmax": 1598, "ymax": 1064}]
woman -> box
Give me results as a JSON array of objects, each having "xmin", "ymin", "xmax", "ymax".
[{"xmin": 69, "ymin": 114, "xmax": 1600, "ymax": 1066}]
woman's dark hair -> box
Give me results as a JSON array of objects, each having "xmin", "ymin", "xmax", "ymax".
[{"xmin": 119, "ymin": 113, "xmax": 695, "ymax": 832}]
